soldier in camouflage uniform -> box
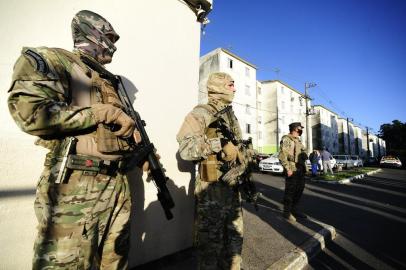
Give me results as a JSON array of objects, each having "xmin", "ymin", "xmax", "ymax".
[
  {"xmin": 177, "ymin": 72, "xmax": 246, "ymax": 270},
  {"xmin": 7, "ymin": 10, "xmax": 147, "ymax": 269},
  {"xmin": 278, "ymin": 122, "xmax": 308, "ymax": 223}
]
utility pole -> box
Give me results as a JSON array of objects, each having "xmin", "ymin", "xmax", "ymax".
[
  {"xmin": 346, "ymin": 117, "xmax": 353, "ymax": 155},
  {"xmin": 276, "ymin": 108, "xmax": 279, "ymax": 152},
  {"xmin": 305, "ymin": 82, "xmax": 316, "ymax": 152},
  {"xmin": 366, "ymin": 127, "xmax": 371, "ymax": 158}
]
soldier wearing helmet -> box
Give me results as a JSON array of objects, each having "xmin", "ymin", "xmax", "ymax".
[
  {"xmin": 7, "ymin": 10, "xmax": 145, "ymax": 269},
  {"xmin": 177, "ymin": 72, "xmax": 246, "ymax": 269}
]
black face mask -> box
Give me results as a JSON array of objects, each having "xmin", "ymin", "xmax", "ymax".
[{"xmin": 297, "ymin": 129, "xmax": 303, "ymax": 136}]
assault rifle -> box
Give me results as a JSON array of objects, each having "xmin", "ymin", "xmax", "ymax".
[
  {"xmin": 214, "ymin": 107, "xmax": 261, "ymax": 211},
  {"xmin": 81, "ymin": 56, "xmax": 175, "ymax": 220},
  {"xmin": 116, "ymin": 77, "xmax": 175, "ymax": 220}
]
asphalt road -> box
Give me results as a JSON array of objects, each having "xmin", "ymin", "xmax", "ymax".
[{"xmin": 254, "ymin": 168, "xmax": 406, "ymax": 270}]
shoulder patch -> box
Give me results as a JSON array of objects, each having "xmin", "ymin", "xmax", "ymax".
[{"xmin": 24, "ymin": 49, "xmax": 49, "ymax": 74}]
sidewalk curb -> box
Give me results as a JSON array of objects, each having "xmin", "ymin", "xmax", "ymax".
[
  {"xmin": 309, "ymin": 168, "xmax": 382, "ymax": 185},
  {"xmin": 267, "ymin": 219, "xmax": 337, "ymax": 270}
]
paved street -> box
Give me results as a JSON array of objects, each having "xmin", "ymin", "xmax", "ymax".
[{"xmin": 253, "ymin": 168, "xmax": 406, "ymax": 270}]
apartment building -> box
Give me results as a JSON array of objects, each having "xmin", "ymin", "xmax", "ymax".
[
  {"xmin": 310, "ymin": 105, "xmax": 339, "ymax": 154},
  {"xmin": 258, "ymin": 80, "xmax": 309, "ymax": 154}
]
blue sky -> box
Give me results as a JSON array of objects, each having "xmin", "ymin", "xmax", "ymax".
[{"xmin": 200, "ymin": 0, "xmax": 406, "ymax": 134}]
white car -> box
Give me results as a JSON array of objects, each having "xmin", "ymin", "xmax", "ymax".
[
  {"xmin": 333, "ymin": 155, "xmax": 354, "ymax": 169},
  {"xmin": 380, "ymin": 156, "xmax": 402, "ymax": 168},
  {"xmin": 351, "ymin": 155, "xmax": 363, "ymax": 167},
  {"xmin": 259, "ymin": 153, "xmax": 284, "ymax": 174},
  {"xmin": 306, "ymin": 156, "xmax": 337, "ymax": 171}
]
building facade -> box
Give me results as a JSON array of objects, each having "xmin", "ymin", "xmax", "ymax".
[
  {"xmin": 258, "ymin": 80, "xmax": 310, "ymax": 154},
  {"xmin": 310, "ymin": 105, "xmax": 339, "ymax": 154}
]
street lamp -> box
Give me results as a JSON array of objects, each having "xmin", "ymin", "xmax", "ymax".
[{"xmin": 305, "ymin": 82, "xmax": 317, "ymax": 151}]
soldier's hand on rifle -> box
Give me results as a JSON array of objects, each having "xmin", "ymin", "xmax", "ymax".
[
  {"xmin": 222, "ymin": 141, "xmax": 238, "ymax": 162},
  {"xmin": 141, "ymin": 153, "xmax": 161, "ymax": 172},
  {"xmin": 91, "ymin": 104, "xmax": 135, "ymax": 138},
  {"xmin": 133, "ymin": 130, "xmax": 142, "ymax": 144}
]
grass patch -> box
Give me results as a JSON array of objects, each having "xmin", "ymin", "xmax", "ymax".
[{"xmin": 310, "ymin": 167, "xmax": 379, "ymax": 181}]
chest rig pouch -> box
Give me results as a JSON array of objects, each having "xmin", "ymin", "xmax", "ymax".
[
  {"xmin": 91, "ymin": 71, "xmax": 134, "ymax": 154},
  {"xmin": 197, "ymin": 104, "xmax": 240, "ymax": 183}
]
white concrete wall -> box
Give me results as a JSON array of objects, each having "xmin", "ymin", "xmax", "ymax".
[
  {"xmin": 0, "ymin": 1, "xmax": 202, "ymax": 268},
  {"xmin": 259, "ymin": 82, "xmax": 278, "ymax": 153}
]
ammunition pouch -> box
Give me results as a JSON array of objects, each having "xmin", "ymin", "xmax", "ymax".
[
  {"xmin": 96, "ymin": 123, "xmax": 134, "ymax": 153},
  {"xmin": 199, "ymin": 154, "xmax": 221, "ymax": 182}
]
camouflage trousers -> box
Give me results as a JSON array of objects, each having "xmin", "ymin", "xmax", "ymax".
[
  {"xmin": 283, "ymin": 169, "xmax": 305, "ymax": 212},
  {"xmin": 33, "ymin": 166, "xmax": 131, "ymax": 270},
  {"xmin": 195, "ymin": 178, "xmax": 243, "ymax": 270}
]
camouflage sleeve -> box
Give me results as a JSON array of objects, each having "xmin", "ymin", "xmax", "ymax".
[
  {"xmin": 278, "ymin": 136, "xmax": 292, "ymax": 171},
  {"xmin": 7, "ymin": 52, "xmax": 96, "ymax": 137},
  {"xmin": 176, "ymin": 107, "xmax": 221, "ymax": 161}
]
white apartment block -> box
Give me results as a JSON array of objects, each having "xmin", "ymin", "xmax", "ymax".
[
  {"xmin": 348, "ymin": 122, "xmax": 356, "ymax": 155},
  {"xmin": 353, "ymin": 125, "xmax": 363, "ymax": 156},
  {"xmin": 337, "ymin": 118, "xmax": 350, "ymax": 154},
  {"xmin": 258, "ymin": 80, "xmax": 310, "ymax": 154},
  {"xmin": 199, "ymin": 48, "xmax": 258, "ymax": 146},
  {"xmin": 310, "ymin": 105, "xmax": 339, "ymax": 154}
]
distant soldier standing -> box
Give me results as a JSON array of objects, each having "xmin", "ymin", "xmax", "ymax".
[
  {"xmin": 278, "ymin": 122, "xmax": 308, "ymax": 222},
  {"xmin": 177, "ymin": 72, "xmax": 247, "ymax": 270},
  {"xmin": 7, "ymin": 10, "xmax": 148, "ymax": 269}
]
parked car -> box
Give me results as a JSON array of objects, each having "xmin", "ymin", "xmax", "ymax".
[
  {"xmin": 306, "ymin": 156, "xmax": 337, "ymax": 171},
  {"xmin": 350, "ymin": 155, "xmax": 363, "ymax": 167},
  {"xmin": 380, "ymin": 156, "xmax": 402, "ymax": 168},
  {"xmin": 333, "ymin": 155, "xmax": 354, "ymax": 169},
  {"xmin": 259, "ymin": 153, "xmax": 284, "ymax": 174},
  {"xmin": 256, "ymin": 153, "xmax": 271, "ymax": 164}
]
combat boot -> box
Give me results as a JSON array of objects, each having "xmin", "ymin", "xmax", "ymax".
[
  {"xmin": 292, "ymin": 208, "xmax": 307, "ymax": 219},
  {"xmin": 283, "ymin": 211, "xmax": 296, "ymax": 223}
]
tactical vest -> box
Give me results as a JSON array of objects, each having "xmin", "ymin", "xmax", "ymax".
[
  {"xmin": 31, "ymin": 47, "xmax": 131, "ymax": 161},
  {"xmin": 196, "ymin": 103, "xmax": 242, "ymax": 182}
]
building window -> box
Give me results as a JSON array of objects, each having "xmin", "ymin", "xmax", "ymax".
[
  {"xmin": 228, "ymin": 58, "xmax": 233, "ymax": 69},
  {"xmin": 245, "ymin": 85, "xmax": 250, "ymax": 96},
  {"xmin": 246, "ymin": 123, "xmax": 251, "ymax": 134},
  {"xmin": 257, "ymin": 86, "xmax": 261, "ymax": 95},
  {"xmin": 258, "ymin": 116, "xmax": 262, "ymax": 124},
  {"xmin": 245, "ymin": 67, "xmax": 250, "ymax": 77},
  {"xmin": 245, "ymin": 104, "xmax": 250, "ymax": 114},
  {"xmin": 257, "ymin": 101, "xmax": 262, "ymax": 110},
  {"xmin": 258, "ymin": 131, "xmax": 262, "ymax": 139}
]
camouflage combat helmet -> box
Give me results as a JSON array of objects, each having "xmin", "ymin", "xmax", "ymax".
[{"xmin": 72, "ymin": 10, "xmax": 119, "ymax": 64}]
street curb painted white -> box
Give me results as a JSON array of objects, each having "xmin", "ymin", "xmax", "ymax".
[
  {"xmin": 309, "ymin": 169, "xmax": 382, "ymax": 185},
  {"xmin": 267, "ymin": 219, "xmax": 337, "ymax": 270}
]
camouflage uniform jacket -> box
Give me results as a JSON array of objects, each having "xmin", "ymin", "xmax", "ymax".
[
  {"xmin": 7, "ymin": 46, "xmax": 126, "ymax": 160},
  {"xmin": 8, "ymin": 47, "xmax": 97, "ymax": 136},
  {"xmin": 278, "ymin": 134, "xmax": 308, "ymax": 172},
  {"xmin": 177, "ymin": 101, "xmax": 243, "ymax": 180}
]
